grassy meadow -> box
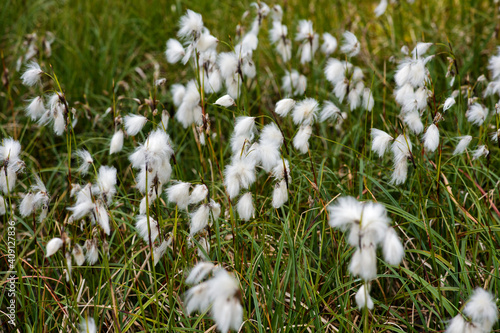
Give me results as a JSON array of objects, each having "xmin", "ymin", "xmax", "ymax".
[{"xmin": 1, "ymin": 0, "xmax": 499, "ymax": 332}]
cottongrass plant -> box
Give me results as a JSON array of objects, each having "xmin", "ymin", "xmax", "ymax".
[
  {"xmin": 185, "ymin": 263, "xmax": 243, "ymax": 333},
  {"xmin": 6, "ymin": 1, "xmax": 500, "ymax": 332},
  {"xmin": 446, "ymin": 288, "xmax": 498, "ymax": 333},
  {"xmin": 328, "ymin": 196, "xmax": 404, "ymax": 310}
]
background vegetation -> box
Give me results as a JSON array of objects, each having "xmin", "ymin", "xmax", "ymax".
[{"xmin": 1, "ymin": 0, "xmax": 499, "ymax": 332}]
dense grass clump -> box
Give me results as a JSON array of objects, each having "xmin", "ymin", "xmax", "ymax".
[{"xmin": 1, "ymin": 0, "xmax": 499, "ymax": 332}]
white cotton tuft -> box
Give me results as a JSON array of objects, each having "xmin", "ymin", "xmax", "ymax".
[
  {"xmin": 362, "ymin": 88, "xmax": 375, "ymax": 111},
  {"xmin": 282, "ymin": 69, "xmax": 307, "ymax": 96},
  {"xmin": 178, "ymin": 10, "xmax": 203, "ymax": 41},
  {"xmin": 319, "ymin": 101, "xmax": 341, "ymax": 122},
  {"xmin": 186, "ymin": 262, "xmax": 215, "ymax": 285},
  {"xmin": 85, "ymin": 239, "xmax": 99, "ymax": 265},
  {"xmin": 72, "ymin": 244, "xmax": 85, "ymax": 266},
  {"xmin": 321, "ymin": 32, "xmax": 337, "ymax": 55},
  {"xmin": 75, "ymin": 149, "xmax": 93, "ymax": 175},
  {"xmin": 340, "ymin": 31, "xmax": 360, "ymax": 57},
  {"xmin": 466, "ymin": 103, "xmax": 488, "ymax": 126},
  {"xmin": 26, "ymin": 97, "xmax": 46, "ymax": 120},
  {"xmin": 190, "ymin": 204, "xmax": 210, "ymax": 236},
  {"xmin": 20, "ymin": 193, "xmax": 35, "ymax": 217},
  {"xmin": 21, "ymin": 61, "xmax": 43, "ymax": 87},
  {"xmin": 403, "ymin": 111, "xmax": 424, "ymax": 134},
  {"xmin": 382, "ymin": 228, "xmax": 404, "ymax": 266},
  {"xmin": 453, "ymin": 135, "xmax": 472, "ymax": 155},
  {"xmin": 374, "ymin": 0, "xmax": 388, "ymax": 17},
  {"xmin": 443, "ymin": 97, "xmax": 455, "ymax": 111},
  {"xmin": 78, "ymin": 317, "xmax": 97, "ymax": 333},
  {"xmin": 275, "ymin": 98, "xmax": 296, "ymax": 117},
  {"xmin": 124, "ymin": 114, "xmax": 148, "ymax": 136},
  {"xmin": 272, "ymin": 179, "xmax": 288, "ymax": 208},
  {"xmin": 233, "ymin": 116, "xmax": 256, "ymax": 139},
  {"xmin": 153, "ymin": 237, "xmax": 172, "ymax": 266},
  {"xmin": 166, "ymin": 182, "xmax": 191, "ymax": 209},
  {"xmin": 189, "ymin": 184, "xmax": 208, "ymax": 205},
  {"xmin": 135, "ymin": 215, "xmax": 159, "ymax": 244},
  {"xmin": 422, "ymin": 124, "xmax": 440, "ymax": 152},
  {"xmin": 292, "ymin": 98, "xmax": 318, "ymax": 125},
  {"xmin": 165, "ymin": 39, "xmax": 185, "ymax": 64},
  {"xmin": 334, "ymin": 79, "xmax": 349, "ymax": 103},
  {"xmin": 445, "ymin": 315, "xmax": 466, "ymax": 333},
  {"xmin": 412, "ymin": 42, "xmax": 433, "ymax": 59},
  {"xmin": 371, "ymin": 128, "xmax": 393, "ymax": 157},
  {"xmin": 215, "ymin": 95, "xmax": 235, "ymax": 107},
  {"xmin": 293, "ymin": 125, "xmax": 312, "ymax": 154},
  {"xmin": 355, "ymin": 285, "xmax": 374, "ymax": 310},
  {"xmin": 349, "ymin": 246, "xmax": 377, "ymax": 281},
  {"xmin": 392, "ymin": 134, "xmax": 412, "ymax": 163},
  {"xmin": 110, "ymin": 129, "xmax": 124, "ymax": 155},
  {"xmin": 237, "ymin": 192, "xmax": 254, "ymax": 221},
  {"xmin": 472, "ymin": 145, "xmax": 489, "ymax": 160},
  {"xmin": 0, "ymin": 196, "xmax": 6, "ymax": 215},
  {"xmin": 45, "ymin": 238, "xmax": 63, "ymax": 257},
  {"xmin": 95, "ymin": 202, "xmax": 110, "ymax": 235},
  {"xmin": 171, "ymin": 84, "xmax": 186, "ymax": 107},
  {"xmin": 463, "ymin": 288, "xmax": 498, "ymax": 331},
  {"xmin": 391, "ymin": 159, "xmax": 409, "ymax": 185},
  {"xmin": 327, "ymin": 196, "xmax": 363, "ymax": 231}
]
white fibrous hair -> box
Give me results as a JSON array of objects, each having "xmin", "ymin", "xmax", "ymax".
[
  {"xmin": 184, "ymin": 268, "xmax": 243, "ymax": 333},
  {"xmin": 374, "ymin": 0, "xmax": 388, "ymax": 17},
  {"xmin": 186, "ymin": 262, "xmax": 215, "ymax": 285},
  {"xmin": 453, "ymin": 135, "xmax": 472, "ymax": 155},
  {"xmin": 293, "ymin": 125, "xmax": 312, "ymax": 154},
  {"xmin": 340, "ymin": 31, "xmax": 360, "ymax": 57},
  {"xmin": 362, "ymin": 88, "xmax": 375, "ymax": 111},
  {"xmin": 443, "ymin": 96, "xmax": 455, "ymax": 111},
  {"xmin": 135, "ymin": 215, "xmax": 159, "ymax": 244},
  {"xmin": 319, "ymin": 100, "xmax": 341, "ymax": 123},
  {"xmin": 321, "ymin": 32, "xmax": 337, "ymax": 55},
  {"xmin": 214, "ymin": 95, "xmax": 235, "ymax": 107},
  {"xmin": 189, "ymin": 184, "xmax": 208, "ymax": 205},
  {"xmin": 190, "ymin": 204, "xmax": 210, "ymax": 236},
  {"xmin": 178, "ymin": 10, "xmax": 204, "ymax": 41},
  {"xmin": 0, "ymin": 138, "xmax": 24, "ymax": 193},
  {"xmin": 85, "ymin": 238, "xmax": 99, "ymax": 265},
  {"xmin": 466, "ymin": 103, "xmax": 488, "ymax": 126},
  {"xmin": 72, "ymin": 244, "xmax": 85, "ymax": 266},
  {"xmin": 446, "ymin": 288, "xmax": 499, "ymax": 333},
  {"xmin": 75, "ymin": 149, "xmax": 93, "ymax": 175},
  {"xmin": 391, "ymin": 134, "xmax": 412, "ymax": 185},
  {"xmin": 275, "ymin": 98, "xmax": 296, "ymax": 117},
  {"xmin": 45, "ymin": 238, "xmax": 63, "ymax": 257},
  {"xmin": 272, "ymin": 179, "xmax": 288, "ymax": 208},
  {"xmin": 371, "ymin": 128, "xmax": 393, "ymax": 157},
  {"xmin": 165, "ymin": 38, "xmax": 185, "ymax": 64},
  {"xmin": 282, "ymin": 69, "xmax": 307, "ymax": 96},
  {"xmin": 355, "ymin": 284, "xmax": 374, "ymax": 310},
  {"xmin": 166, "ymin": 182, "xmax": 191, "ymax": 209},
  {"xmin": 92, "ymin": 165, "xmax": 117, "ymax": 204},
  {"xmin": 237, "ymin": 192, "xmax": 254, "ymax": 221},
  {"xmin": 124, "ymin": 114, "xmax": 148, "ymax": 136},
  {"xmin": 110, "ymin": 129, "xmax": 124, "ymax": 155},
  {"xmin": 295, "ymin": 20, "xmax": 319, "ymax": 64},
  {"xmin": 328, "ymin": 196, "xmax": 403, "ymax": 309},
  {"xmin": 21, "ymin": 61, "xmax": 44, "ymax": 87},
  {"xmin": 472, "ymin": 145, "xmax": 489, "ymax": 160},
  {"xmin": 224, "ymin": 153, "xmax": 257, "ymax": 199},
  {"xmin": 78, "ymin": 317, "xmax": 97, "ymax": 333},
  {"xmin": 422, "ymin": 124, "xmax": 439, "ymax": 152},
  {"xmin": 26, "ymin": 96, "xmax": 46, "ymax": 121},
  {"xmin": 153, "ymin": 237, "xmax": 172, "ymax": 266},
  {"xmin": 129, "ymin": 128, "xmax": 174, "ymax": 193},
  {"xmin": 292, "ymin": 98, "xmax": 318, "ymax": 125},
  {"xmin": 19, "ymin": 175, "xmax": 50, "ymax": 219}
]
